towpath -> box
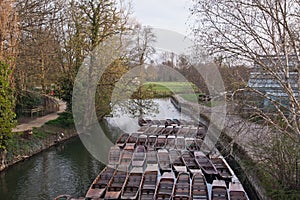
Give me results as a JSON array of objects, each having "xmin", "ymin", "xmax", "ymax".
[{"xmin": 12, "ymin": 100, "xmax": 66, "ymax": 132}]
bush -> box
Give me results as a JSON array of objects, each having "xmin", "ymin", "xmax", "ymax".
[{"xmin": 45, "ymin": 112, "xmax": 74, "ymax": 127}]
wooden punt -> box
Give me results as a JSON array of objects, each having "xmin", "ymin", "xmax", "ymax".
[
  {"xmin": 145, "ymin": 126, "xmax": 158, "ymax": 135},
  {"xmin": 146, "ymin": 150, "xmax": 158, "ymax": 167},
  {"xmin": 105, "ymin": 170, "xmax": 128, "ymax": 199},
  {"xmin": 175, "ymin": 136, "xmax": 185, "ymax": 150},
  {"xmin": 85, "ymin": 166, "xmax": 115, "ymax": 199},
  {"xmin": 116, "ymin": 133, "xmax": 130, "ymax": 148},
  {"xmin": 194, "ymin": 151, "xmax": 218, "ymax": 179},
  {"xmin": 188, "ymin": 127, "xmax": 198, "ymax": 138},
  {"xmin": 185, "ymin": 138, "xmax": 200, "ymax": 152},
  {"xmin": 137, "ymin": 134, "xmax": 148, "ymax": 146},
  {"xmin": 155, "ymin": 135, "xmax": 166, "ymax": 150},
  {"xmin": 161, "ymin": 126, "xmax": 174, "ymax": 135},
  {"xmin": 154, "ymin": 172, "xmax": 175, "ymax": 200},
  {"xmin": 165, "ymin": 119, "xmax": 176, "ymax": 127},
  {"xmin": 108, "ymin": 145, "xmax": 121, "ymax": 167},
  {"xmin": 229, "ymin": 181, "xmax": 248, "ymax": 200},
  {"xmin": 211, "ymin": 180, "xmax": 229, "ymax": 200},
  {"xmin": 146, "ymin": 135, "xmax": 157, "ymax": 150},
  {"xmin": 138, "ymin": 118, "xmax": 152, "ymax": 126},
  {"xmin": 127, "ymin": 133, "xmax": 139, "ymax": 147},
  {"xmin": 132, "ymin": 145, "xmax": 146, "ymax": 168},
  {"xmin": 210, "ymin": 156, "xmax": 233, "ymax": 182},
  {"xmin": 172, "ymin": 119, "xmax": 180, "ymax": 126},
  {"xmin": 165, "ymin": 135, "xmax": 176, "ymax": 149},
  {"xmin": 196, "ymin": 126, "xmax": 206, "ymax": 139},
  {"xmin": 118, "ymin": 145, "xmax": 134, "ymax": 171},
  {"xmin": 139, "ymin": 165, "xmax": 158, "ymax": 200},
  {"xmin": 169, "ymin": 149, "xmax": 187, "ymax": 175},
  {"xmin": 181, "ymin": 150, "xmax": 202, "ymax": 175},
  {"xmin": 176, "ymin": 127, "xmax": 189, "ymax": 136},
  {"xmin": 172, "ymin": 172, "xmax": 191, "ymax": 200},
  {"xmin": 121, "ymin": 168, "xmax": 143, "ymax": 199},
  {"xmin": 157, "ymin": 149, "xmax": 171, "ymax": 173},
  {"xmin": 191, "ymin": 173, "xmax": 209, "ymax": 200},
  {"xmin": 156, "ymin": 126, "xmax": 166, "ymax": 135}
]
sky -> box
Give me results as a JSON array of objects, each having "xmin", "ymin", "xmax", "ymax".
[
  {"xmin": 130, "ymin": 0, "xmax": 194, "ymax": 54},
  {"xmin": 131, "ymin": 0, "xmax": 193, "ymax": 36}
]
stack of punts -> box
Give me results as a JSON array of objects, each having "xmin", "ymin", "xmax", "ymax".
[
  {"xmin": 194, "ymin": 151, "xmax": 218, "ymax": 181},
  {"xmin": 85, "ymin": 166, "xmax": 115, "ymax": 199},
  {"xmin": 154, "ymin": 172, "xmax": 175, "ymax": 200},
  {"xmin": 57, "ymin": 119, "xmax": 250, "ymax": 200},
  {"xmin": 172, "ymin": 172, "xmax": 191, "ymax": 200},
  {"xmin": 121, "ymin": 168, "xmax": 143, "ymax": 199},
  {"xmin": 229, "ymin": 182, "xmax": 248, "ymax": 200},
  {"xmin": 140, "ymin": 166, "xmax": 158, "ymax": 200},
  {"xmin": 211, "ymin": 156, "xmax": 233, "ymax": 182},
  {"xmin": 105, "ymin": 170, "xmax": 128, "ymax": 199},
  {"xmin": 116, "ymin": 133, "xmax": 129, "ymax": 148},
  {"xmin": 191, "ymin": 173, "xmax": 209, "ymax": 200},
  {"xmin": 157, "ymin": 149, "xmax": 171, "ymax": 173},
  {"xmin": 165, "ymin": 135, "xmax": 176, "ymax": 149},
  {"xmin": 132, "ymin": 145, "xmax": 146, "ymax": 168},
  {"xmin": 108, "ymin": 145, "xmax": 121, "ymax": 167},
  {"xmin": 155, "ymin": 135, "xmax": 166, "ymax": 149},
  {"xmin": 146, "ymin": 135, "xmax": 157, "ymax": 150},
  {"xmin": 181, "ymin": 150, "xmax": 202, "ymax": 175},
  {"xmin": 211, "ymin": 180, "xmax": 229, "ymax": 200}
]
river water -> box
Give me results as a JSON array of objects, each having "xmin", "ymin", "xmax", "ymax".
[{"xmin": 0, "ymin": 98, "xmax": 194, "ymax": 200}]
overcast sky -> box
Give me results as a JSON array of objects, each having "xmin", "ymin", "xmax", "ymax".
[{"xmin": 131, "ymin": 0, "xmax": 193, "ymax": 36}]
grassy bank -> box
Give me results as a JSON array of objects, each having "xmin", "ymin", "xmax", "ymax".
[
  {"xmin": 141, "ymin": 82, "xmax": 201, "ymax": 98},
  {"xmin": 3, "ymin": 112, "xmax": 76, "ymax": 170}
]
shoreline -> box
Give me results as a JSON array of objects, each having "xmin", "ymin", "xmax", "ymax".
[{"xmin": 0, "ymin": 126, "xmax": 78, "ymax": 172}]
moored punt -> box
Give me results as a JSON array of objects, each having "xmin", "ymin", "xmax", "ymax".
[
  {"xmin": 108, "ymin": 145, "xmax": 121, "ymax": 167},
  {"xmin": 175, "ymin": 136, "xmax": 185, "ymax": 150},
  {"xmin": 146, "ymin": 150, "xmax": 158, "ymax": 167},
  {"xmin": 172, "ymin": 172, "xmax": 191, "ymax": 200},
  {"xmin": 105, "ymin": 170, "xmax": 128, "ymax": 199},
  {"xmin": 210, "ymin": 156, "xmax": 233, "ymax": 182},
  {"xmin": 185, "ymin": 138, "xmax": 200, "ymax": 152},
  {"xmin": 211, "ymin": 180, "xmax": 229, "ymax": 200},
  {"xmin": 181, "ymin": 150, "xmax": 202, "ymax": 175},
  {"xmin": 191, "ymin": 173, "xmax": 209, "ymax": 200},
  {"xmin": 119, "ymin": 145, "xmax": 134, "ymax": 171},
  {"xmin": 165, "ymin": 119, "xmax": 176, "ymax": 127},
  {"xmin": 165, "ymin": 135, "xmax": 176, "ymax": 149},
  {"xmin": 161, "ymin": 126, "xmax": 174, "ymax": 135},
  {"xmin": 176, "ymin": 127, "xmax": 189, "ymax": 136},
  {"xmin": 196, "ymin": 126, "xmax": 206, "ymax": 139},
  {"xmin": 85, "ymin": 167, "xmax": 115, "ymax": 199},
  {"xmin": 155, "ymin": 135, "xmax": 166, "ymax": 150},
  {"xmin": 194, "ymin": 151, "xmax": 218, "ymax": 181},
  {"xmin": 137, "ymin": 134, "xmax": 148, "ymax": 146},
  {"xmin": 169, "ymin": 149, "xmax": 187, "ymax": 175},
  {"xmin": 157, "ymin": 149, "xmax": 171, "ymax": 173},
  {"xmin": 127, "ymin": 133, "xmax": 139, "ymax": 147},
  {"xmin": 139, "ymin": 166, "xmax": 158, "ymax": 200},
  {"xmin": 154, "ymin": 172, "xmax": 175, "ymax": 200},
  {"xmin": 121, "ymin": 168, "xmax": 143, "ymax": 199},
  {"xmin": 116, "ymin": 133, "xmax": 130, "ymax": 148},
  {"xmin": 132, "ymin": 145, "xmax": 146, "ymax": 168},
  {"xmin": 139, "ymin": 118, "xmax": 152, "ymax": 126},
  {"xmin": 146, "ymin": 135, "xmax": 157, "ymax": 150},
  {"xmin": 229, "ymin": 182, "xmax": 248, "ymax": 200},
  {"xmin": 172, "ymin": 119, "xmax": 180, "ymax": 126}
]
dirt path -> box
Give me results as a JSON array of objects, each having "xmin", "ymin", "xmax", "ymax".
[{"xmin": 12, "ymin": 100, "xmax": 66, "ymax": 132}]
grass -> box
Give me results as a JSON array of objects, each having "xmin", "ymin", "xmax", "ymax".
[
  {"xmin": 45, "ymin": 112, "xmax": 74, "ymax": 127},
  {"xmin": 142, "ymin": 82, "xmax": 200, "ymax": 98}
]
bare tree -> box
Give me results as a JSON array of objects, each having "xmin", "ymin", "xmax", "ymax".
[{"xmin": 191, "ymin": 0, "xmax": 300, "ymax": 196}]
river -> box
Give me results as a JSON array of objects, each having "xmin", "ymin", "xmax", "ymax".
[{"xmin": 0, "ymin": 98, "xmax": 193, "ymax": 200}]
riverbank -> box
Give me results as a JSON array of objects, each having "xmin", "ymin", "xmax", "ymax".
[
  {"xmin": 174, "ymin": 95, "xmax": 269, "ymax": 200},
  {"xmin": 0, "ymin": 112, "xmax": 77, "ymax": 172}
]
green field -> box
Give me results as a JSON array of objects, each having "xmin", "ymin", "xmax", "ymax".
[{"xmin": 143, "ymin": 82, "xmax": 200, "ymax": 97}]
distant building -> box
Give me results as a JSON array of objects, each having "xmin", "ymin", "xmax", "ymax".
[{"xmin": 245, "ymin": 55, "xmax": 299, "ymax": 113}]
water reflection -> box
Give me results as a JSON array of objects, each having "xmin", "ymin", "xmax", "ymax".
[{"xmin": 0, "ymin": 98, "xmax": 191, "ymax": 200}]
